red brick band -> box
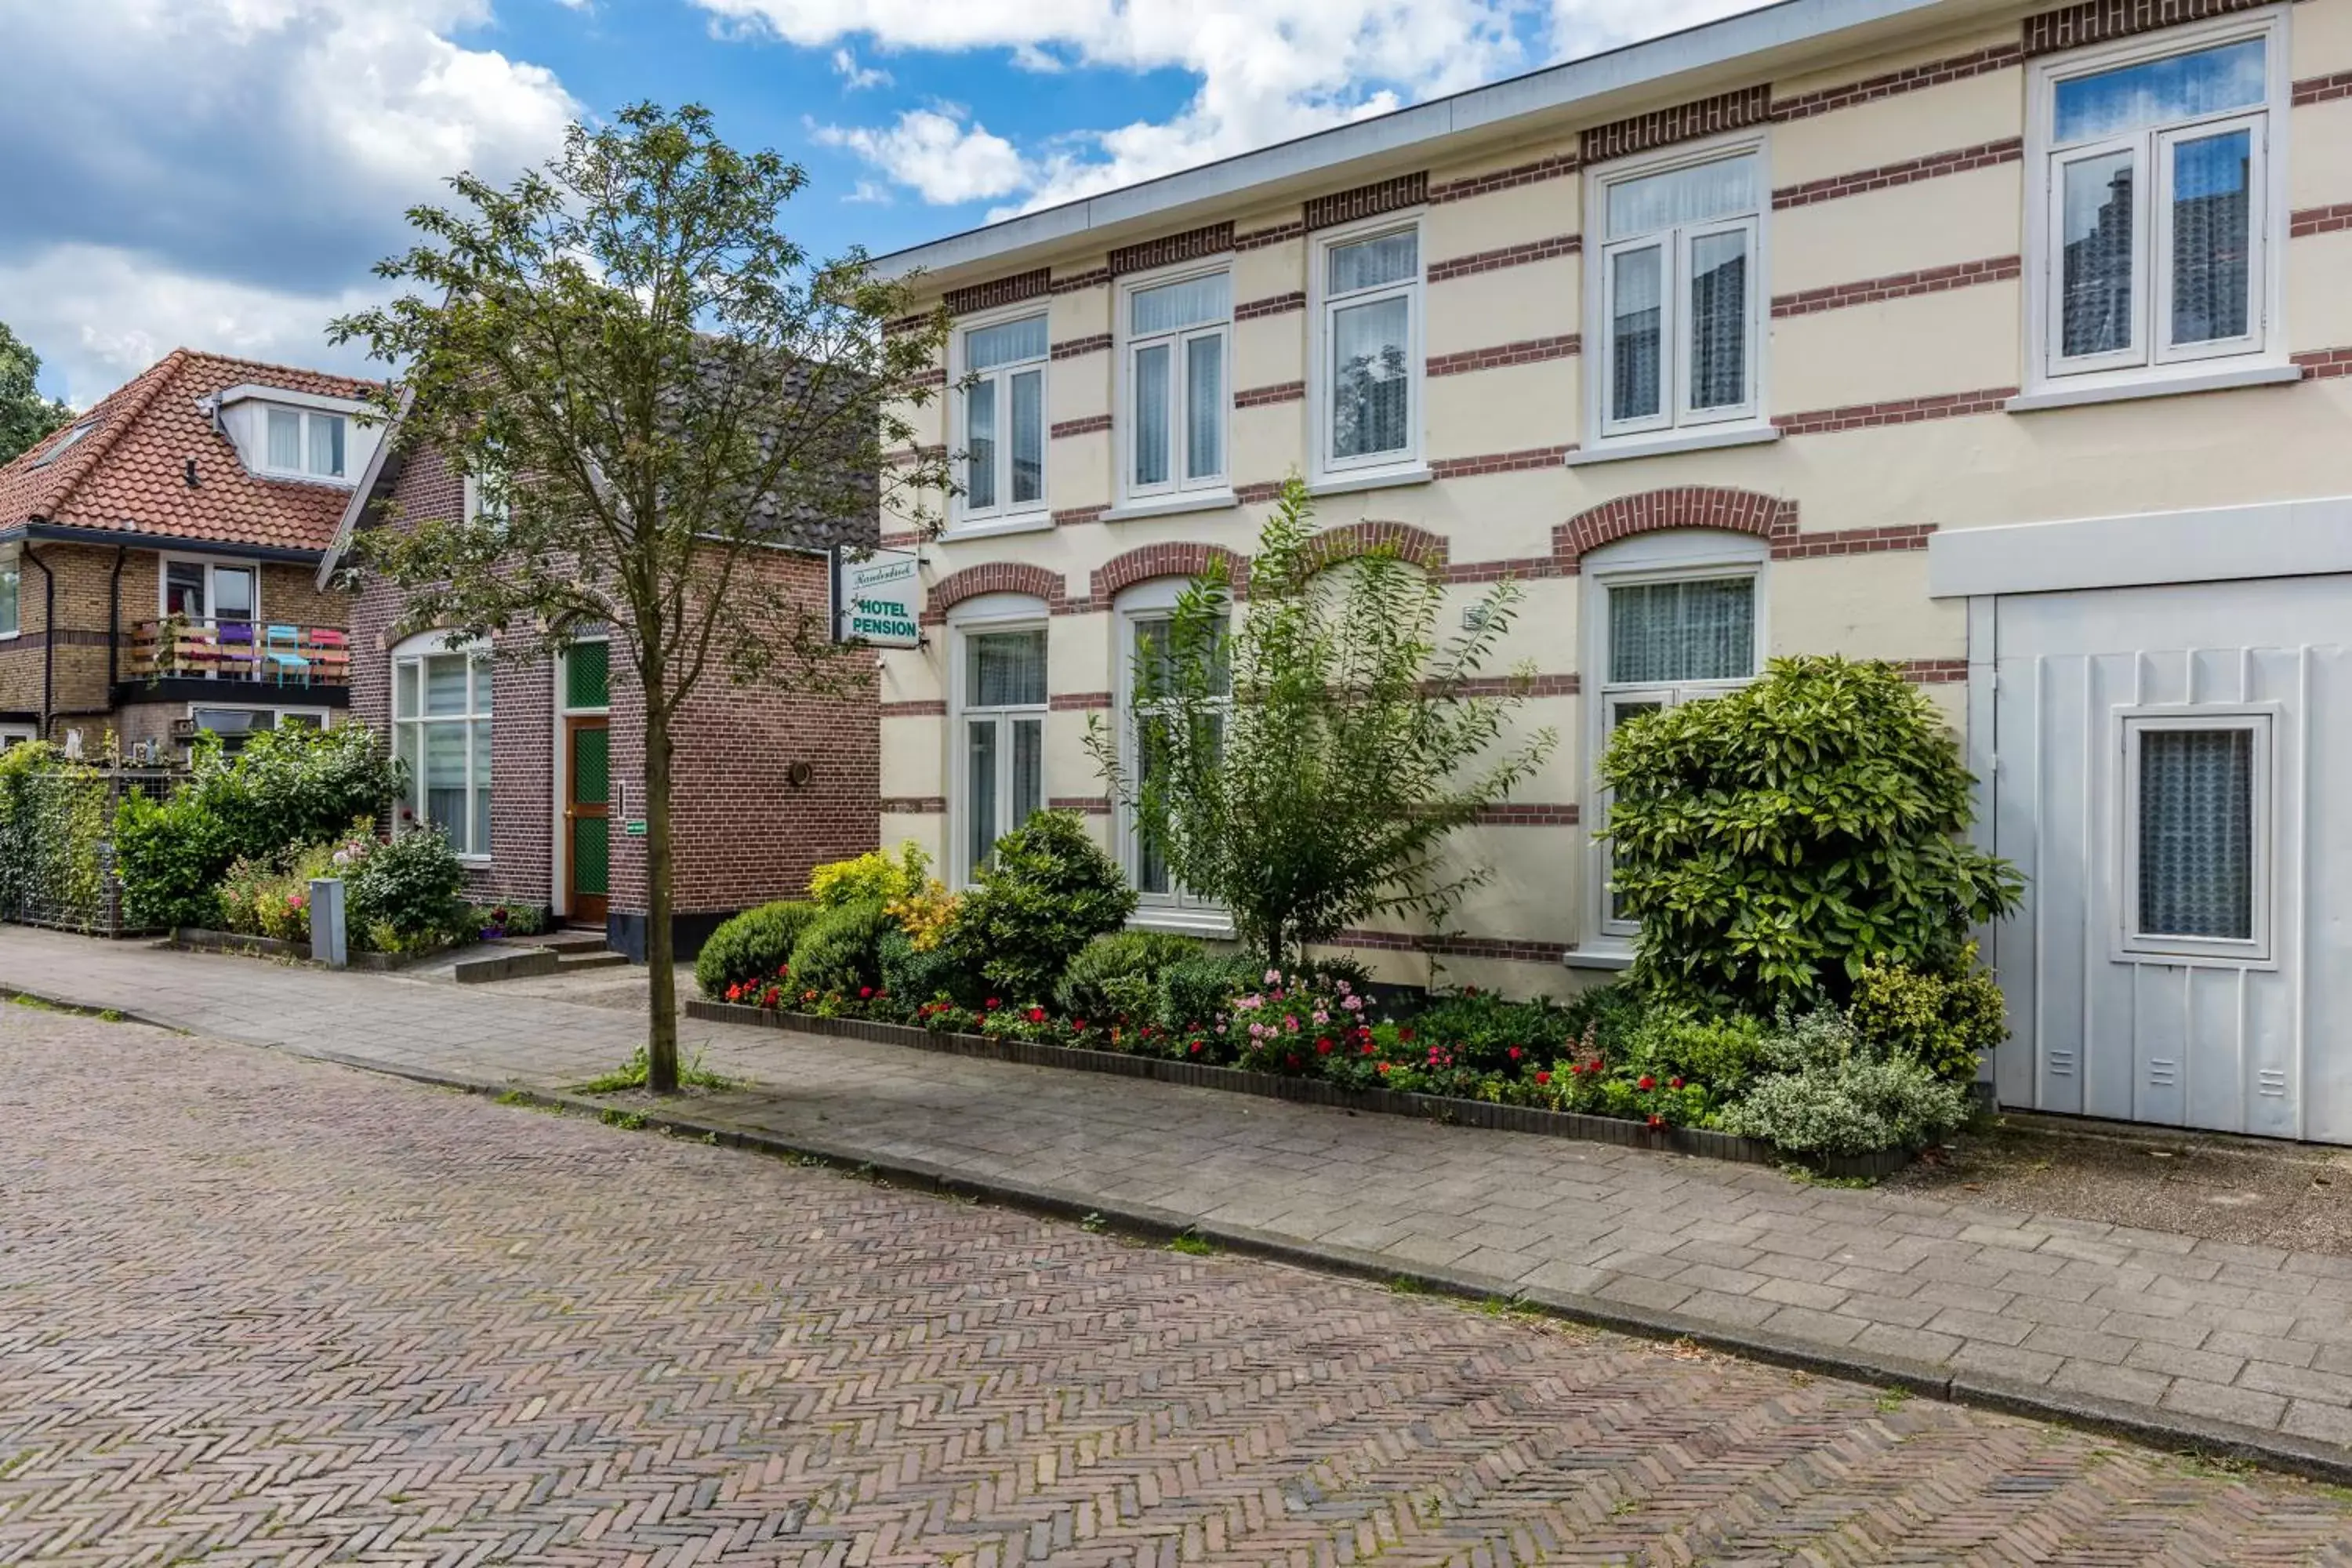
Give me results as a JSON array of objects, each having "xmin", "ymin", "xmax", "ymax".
[
  {"xmin": 1334, "ymin": 928, "xmax": 1572, "ymax": 964},
  {"xmin": 1468, "ymin": 803, "xmax": 1581, "ymax": 825},
  {"xmin": 1556, "ymin": 487, "xmax": 1797, "ymax": 564},
  {"xmin": 1769, "ymin": 43, "xmax": 2025, "ymax": 120},
  {"xmin": 1051, "ymin": 333, "xmax": 1112, "ymax": 361},
  {"xmin": 909, "ymin": 367, "xmax": 947, "ymax": 389},
  {"xmin": 1450, "ymin": 674, "xmax": 1581, "ymax": 698},
  {"xmin": 1302, "ymin": 521, "xmax": 1450, "ymax": 572},
  {"xmin": 1048, "ymin": 691, "xmax": 1113, "ymax": 712},
  {"xmin": 1771, "ymin": 524, "xmax": 1938, "ymax": 560},
  {"xmin": 1427, "ymin": 234, "xmax": 1581, "ymax": 283},
  {"xmin": 922, "ymin": 562, "xmax": 1068, "ymax": 626},
  {"xmin": 1051, "ymin": 414, "xmax": 1112, "ymax": 440},
  {"xmin": 1442, "ymin": 554, "xmax": 1565, "ymax": 585},
  {"xmin": 1900, "ymin": 659, "xmax": 1969, "ymax": 684},
  {"xmin": 1051, "ymin": 267, "xmax": 1113, "ymax": 295},
  {"xmin": 1234, "ymin": 481, "xmax": 1287, "ymax": 504},
  {"xmin": 1773, "ymin": 387, "xmax": 2017, "ymax": 435},
  {"xmin": 2023, "ymin": 0, "xmax": 2274, "ymax": 56},
  {"xmin": 1430, "ymin": 445, "xmax": 1577, "ymax": 480},
  {"xmin": 1235, "ymin": 292, "xmax": 1307, "ymax": 321},
  {"xmin": 945, "ymin": 270, "xmax": 1050, "ymax": 317},
  {"xmin": 1108, "ymin": 223, "xmax": 1236, "ymax": 277},
  {"xmin": 1233, "ymin": 381, "xmax": 1306, "ymax": 408},
  {"xmin": 1770, "ymin": 256, "xmax": 2021, "ymax": 318},
  {"xmin": 880, "ymin": 700, "xmax": 948, "ymax": 717},
  {"xmin": 2291, "ymin": 203, "xmax": 2352, "ymax": 238},
  {"xmin": 2295, "ymin": 347, "xmax": 2352, "ymax": 380},
  {"xmin": 1052, "ymin": 505, "xmax": 1109, "ymax": 528},
  {"xmin": 1428, "ymin": 154, "xmax": 1581, "ymax": 205},
  {"xmin": 1305, "ymin": 172, "xmax": 1428, "ymax": 231},
  {"xmin": 1772, "ymin": 139, "xmax": 2023, "ymax": 210},
  {"xmin": 1090, "ymin": 543, "xmax": 1248, "ymax": 607},
  {"xmin": 1047, "ymin": 796, "xmax": 1112, "ymax": 815},
  {"xmin": 1586, "ymin": 85, "xmax": 1770, "ymax": 165},
  {"xmin": 1427, "ymin": 336, "xmax": 1580, "ymax": 379},
  {"xmin": 2295, "ymin": 71, "xmax": 2352, "ymax": 106},
  {"xmin": 1234, "ymin": 221, "xmax": 1307, "ymax": 252},
  {"xmin": 880, "ymin": 797, "xmax": 948, "ymax": 815}
]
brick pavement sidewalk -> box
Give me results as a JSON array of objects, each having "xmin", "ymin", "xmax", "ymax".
[{"xmin": 11, "ymin": 927, "xmax": 2352, "ymax": 1479}]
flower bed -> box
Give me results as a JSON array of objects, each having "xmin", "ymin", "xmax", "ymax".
[
  {"xmin": 684, "ymin": 997, "xmax": 1917, "ymax": 1181},
  {"xmin": 169, "ymin": 927, "xmax": 426, "ymax": 973}
]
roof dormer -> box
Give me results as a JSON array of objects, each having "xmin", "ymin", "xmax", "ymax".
[{"xmin": 199, "ymin": 384, "xmax": 379, "ymax": 488}]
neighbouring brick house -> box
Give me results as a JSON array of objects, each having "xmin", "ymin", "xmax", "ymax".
[
  {"xmin": 874, "ymin": 0, "xmax": 2352, "ymax": 1142},
  {"xmin": 324, "ymin": 434, "xmax": 881, "ymax": 961},
  {"xmin": 0, "ymin": 350, "xmax": 376, "ymax": 754}
]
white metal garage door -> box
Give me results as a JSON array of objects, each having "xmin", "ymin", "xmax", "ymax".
[{"xmin": 1988, "ymin": 575, "xmax": 2352, "ymax": 1142}]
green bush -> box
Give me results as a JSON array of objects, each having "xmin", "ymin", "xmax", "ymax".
[
  {"xmin": 788, "ymin": 900, "xmax": 898, "ymax": 997},
  {"xmin": 1554, "ymin": 982, "xmax": 1650, "ymax": 1055},
  {"xmin": 877, "ymin": 928, "xmax": 980, "ymax": 1009},
  {"xmin": 347, "ymin": 828, "xmax": 466, "ymax": 950},
  {"xmin": 1601, "ymin": 656, "xmax": 2022, "ymax": 1013},
  {"xmin": 1055, "ymin": 930, "xmax": 1204, "ymax": 1023},
  {"xmin": 1848, "ymin": 949, "xmax": 2008, "ymax": 1083},
  {"xmin": 114, "ymin": 788, "xmax": 236, "ymax": 931},
  {"xmin": 695, "ymin": 899, "xmax": 822, "ymax": 998},
  {"xmin": 944, "ymin": 811, "xmax": 1137, "ymax": 1004},
  {"xmin": 1716, "ymin": 1007, "xmax": 1972, "ymax": 1156},
  {"xmin": 1154, "ymin": 952, "xmax": 1266, "ymax": 1034},
  {"xmin": 1406, "ymin": 989, "xmax": 1582, "ymax": 1075},
  {"xmin": 0, "ymin": 743, "xmax": 114, "ymax": 931}
]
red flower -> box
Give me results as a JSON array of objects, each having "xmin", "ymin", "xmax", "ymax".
[
  {"xmin": 1189, "ymin": 1040, "xmax": 1203, "ymax": 1054},
  {"xmin": 1316, "ymin": 1037, "xmax": 1334, "ymax": 1054},
  {"xmin": 1377, "ymin": 1062, "xmax": 1392, "ymax": 1075},
  {"xmin": 858, "ymin": 986, "xmax": 873, "ymax": 999},
  {"xmin": 1399, "ymin": 1028, "xmax": 1415, "ymax": 1044},
  {"xmin": 1668, "ymin": 1076, "xmax": 1683, "ymax": 1090},
  {"xmin": 985, "ymin": 998, "xmax": 1000, "ymax": 1010},
  {"xmin": 1507, "ymin": 1046, "xmax": 1523, "ymax": 1061},
  {"xmin": 1638, "ymin": 1075, "xmax": 1656, "ymax": 1091},
  {"xmin": 1534, "ymin": 1071, "xmax": 1552, "ymax": 1085},
  {"xmin": 1073, "ymin": 1019, "xmax": 1088, "ymax": 1031},
  {"xmin": 1027, "ymin": 1007, "xmax": 1046, "ymax": 1024},
  {"xmin": 1647, "ymin": 1113, "xmax": 1664, "ymax": 1129},
  {"xmin": 725, "ymin": 984, "xmax": 742, "ymax": 1002}
]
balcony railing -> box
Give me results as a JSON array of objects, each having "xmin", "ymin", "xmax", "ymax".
[{"xmin": 125, "ymin": 618, "xmax": 351, "ymax": 687}]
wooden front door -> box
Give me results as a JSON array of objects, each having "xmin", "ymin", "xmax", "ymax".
[{"xmin": 564, "ymin": 717, "xmax": 611, "ymax": 926}]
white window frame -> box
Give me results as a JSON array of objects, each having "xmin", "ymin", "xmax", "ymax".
[
  {"xmin": 0, "ymin": 551, "xmax": 18, "ymax": 640},
  {"xmin": 1115, "ymin": 260, "xmax": 1233, "ymax": 511},
  {"xmin": 949, "ymin": 305, "xmax": 1051, "ymax": 537},
  {"xmin": 390, "ymin": 631, "xmax": 494, "ymax": 862},
  {"xmin": 1584, "ymin": 133, "xmax": 1769, "ymax": 450},
  {"xmin": 1310, "ymin": 213, "xmax": 1425, "ymax": 483},
  {"xmin": 1580, "ymin": 532, "xmax": 1768, "ymax": 946},
  {"xmin": 948, "ymin": 601, "xmax": 1050, "ymax": 889},
  {"xmin": 158, "ymin": 554, "xmax": 262, "ymax": 623},
  {"xmin": 260, "ymin": 406, "xmax": 349, "ymax": 481},
  {"xmin": 186, "ymin": 703, "xmax": 331, "ymax": 742},
  {"xmin": 2114, "ymin": 705, "xmax": 2276, "ymax": 967},
  {"xmin": 1115, "ymin": 581, "xmax": 1232, "ymax": 935},
  {"xmin": 2024, "ymin": 9, "xmax": 2289, "ymax": 395}
]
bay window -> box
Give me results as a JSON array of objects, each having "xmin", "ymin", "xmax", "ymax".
[
  {"xmin": 391, "ymin": 637, "xmax": 492, "ymax": 858},
  {"xmin": 956, "ymin": 626, "xmax": 1046, "ymax": 882},
  {"xmin": 1121, "ymin": 270, "xmax": 1230, "ymax": 505},
  {"xmin": 1316, "ymin": 223, "xmax": 1422, "ymax": 478},
  {"xmin": 956, "ymin": 314, "xmax": 1047, "ymax": 528},
  {"xmin": 2033, "ymin": 18, "xmax": 2282, "ymax": 385},
  {"xmin": 1592, "ymin": 144, "xmax": 1763, "ymax": 442}
]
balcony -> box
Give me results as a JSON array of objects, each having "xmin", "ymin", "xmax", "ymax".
[{"xmin": 118, "ymin": 618, "xmax": 351, "ymax": 705}]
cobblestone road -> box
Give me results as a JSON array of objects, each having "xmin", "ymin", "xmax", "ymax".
[{"xmin": 7, "ymin": 1007, "xmax": 2352, "ymax": 1565}]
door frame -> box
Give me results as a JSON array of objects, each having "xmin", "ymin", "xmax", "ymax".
[{"xmin": 562, "ymin": 713, "xmax": 611, "ymax": 926}]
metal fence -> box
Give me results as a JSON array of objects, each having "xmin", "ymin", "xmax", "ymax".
[{"xmin": 0, "ymin": 768, "xmax": 180, "ymax": 937}]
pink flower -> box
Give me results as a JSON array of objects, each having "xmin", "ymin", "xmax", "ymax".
[
  {"xmin": 1312, "ymin": 1010, "xmax": 1329, "ymax": 1025},
  {"xmin": 1264, "ymin": 968, "xmax": 1281, "ymax": 985},
  {"xmin": 1508, "ymin": 1046, "xmax": 1523, "ymax": 1062}
]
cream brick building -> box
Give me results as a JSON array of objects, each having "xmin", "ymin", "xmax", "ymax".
[{"xmin": 873, "ymin": 0, "xmax": 2352, "ymax": 1139}]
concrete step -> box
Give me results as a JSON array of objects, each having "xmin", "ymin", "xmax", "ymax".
[
  {"xmin": 554, "ymin": 952, "xmax": 630, "ymax": 974},
  {"xmin": 531, "ymin": 931, "xmax": 612, "ymax": 956}
]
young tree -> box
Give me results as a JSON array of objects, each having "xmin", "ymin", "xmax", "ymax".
[
  {"xmin": 0, "ymin": 322, "xmax": 72, "ymax": 466},
  {"xmin": 1087, "ymin": 478, "xmax": 1556, "ymax": 971},
  {"xmin": 332, "ymin": 103, "xmax": 949, "ymax": 1092}
]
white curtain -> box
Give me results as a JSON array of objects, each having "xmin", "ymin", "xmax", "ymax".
[
  {"xmin": 1010, "ymin": 368, "xmax": 1044, "ymax": 504},
  {"xmin": 968, "ymin": 630, "xmax": 1047, "ymax": 708},
  {"xmin": 1331, "ymin": 297, "xmax": 1409, "ymax": 458},
  {"xmin": 1012, "ymin": 718, "xmax": 1044, "ymax": 825},
  {"xmin": 1606, "ymin": 154, "xmax": 1757, "ymax": 240},
  {"xmin": 1608, "ymin": 577, "xmax": 1755, "ymax": 684},
  {"xmin": 267, "ymin": 408, "xmax": 302, "ymax": 470},
  {"xmin": 1185, "ymin": 333, "xmax": 1222, "ymax": 479},
  {"xmin": 2139, "ymin": 728, "xmax": 2254, "ymax": 939},
  {"xmin": 966, "ymin": 720, "xmax": 998, "ymax": 871},
  {"xmin": 1687, "ymin": 230, "xmax": 1748, "ymax": 410},
  {"xmin": 967, "ymin": 315, "xmax": 1047, "ymax": 370},
  {"xmin": 307, "ymin": 415, "xmax": 344, "ymax": 477},
  {"xmin": 965, "ymin": 379, "xmax": 998, "ymax": 510},
  {"xmin": 1133, "ymin": 274, "xmax": 1229, "ymax": 333},
  {"xmin": 1134, "ymin": 343, "xmax": 1171, "ymax": 488},
  {"xmin": 1610, "ymin": 247, "xmax": 1664, "ymax": 423},
  {"xmin": 1328, "ymin": 231, "xmax": 1417, "ymax": 294}
]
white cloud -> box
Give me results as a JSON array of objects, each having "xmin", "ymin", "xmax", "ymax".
[
  {"xmin": 832, "ymin": 47, "xmax": 893, "ymax": 89},
  {"xmin": 706, "ymin": 0, "xmax": 1534, "ymax": 212},
  {"xmin": 0, "ymin": 245, "xmax": 389, "ymax": 408},
  {"xmin": 0, "ymin": 0, "xmax": 575, "ymax": 400},
  {"xmin": 811, "ymin": 107, "xmax": 1028, "ymax": 205}
]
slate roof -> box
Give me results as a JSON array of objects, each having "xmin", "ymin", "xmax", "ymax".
[{"xmin": 0, "ymin": 350, "xmax": 376, "ymax": 554}]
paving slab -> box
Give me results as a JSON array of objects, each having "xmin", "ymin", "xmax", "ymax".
[{"xmin": 9, "ymin": 927, "xmax": 2352, "ymax": 1479}]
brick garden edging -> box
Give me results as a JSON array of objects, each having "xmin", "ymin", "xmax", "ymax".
[
  {"xmin": 684, "ymin": 1000, "xmax": 1915, "ymax": 1181},
  {"xmin": 170, "ymin": 927, "xmax": 420, "ymax": 973}
]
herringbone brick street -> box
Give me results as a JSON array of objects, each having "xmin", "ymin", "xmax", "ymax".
[{"xmin": 6, "ymin": 1006, "xmax": 2352, "ymax": 1567}]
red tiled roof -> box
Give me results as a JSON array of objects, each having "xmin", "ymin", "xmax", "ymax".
[{"xmin": 0, "ymin": 349, "xmax": 376, "ymax": 554}]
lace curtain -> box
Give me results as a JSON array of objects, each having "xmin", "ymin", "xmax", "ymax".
[{"xmin": 2138, "ymin": 727, "xmax": 2254, "ymax": 940}]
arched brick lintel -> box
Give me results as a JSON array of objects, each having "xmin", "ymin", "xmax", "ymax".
[
  {"xmin": 920, "ymin": 562, "xmax": 1069, "ymax": 626},
  {"xmin": 1553, "ymin": 487, "xmax": 1798, "ymax": 568},
  {"xmin": 1302, "ymin": 521, "xmax": 1450, "ymax": 574},
  {"xmin": 1089, "ymin": 543, "xmax": 1248, "ymax": 609}
]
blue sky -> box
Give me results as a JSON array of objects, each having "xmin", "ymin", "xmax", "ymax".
[{"xmin": 0, "ymin": 0, "xmax": 1762, "ymax": 407}]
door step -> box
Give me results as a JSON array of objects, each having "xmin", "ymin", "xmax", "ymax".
[
  {"xmin": 456, "ymin": 929, "xmax": 630, "ymax": 983},
  {"xmin": 554, "ymin": 951, "xmax": 629, "ymax": 973}
]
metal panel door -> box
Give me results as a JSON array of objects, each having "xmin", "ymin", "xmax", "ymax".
[{"xmin": 1989, "ymin": 575, "xmax": 2352, "ymax": 1142}]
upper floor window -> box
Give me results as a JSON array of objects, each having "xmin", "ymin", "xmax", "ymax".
[
  {"xmin": 162, "ymin": 557, "xmax": 257, "ymax": 626},
  {"xmin": 1120, "ymin": 270, "xmax": 1229, "ymax": 505},
  {"xmin": 1592, "ymin": 144, "xmax": 1763, "ymax": 442},
  {"xmin": 265, "ymin": 407, "xmax": 347, "ymax": 479},
  {"xmin": 2032, "ymin": 17, "xmax": 2283, "ymax": 385},
  {"xmin": 0, "ymin": 560, "xmax": 17, "ymax": 638},
  {"xmin": 955, "ymin": 314, "xmax": 1047, "ymax": 529},
  {"xmin": 1316, "ymin": 223, "xmax": 1422, "ymax": 477}
]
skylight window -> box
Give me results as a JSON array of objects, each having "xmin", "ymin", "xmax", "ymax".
[{"xmin": 29, "ymin": 422, "xmax": 93, "ymax": 469}]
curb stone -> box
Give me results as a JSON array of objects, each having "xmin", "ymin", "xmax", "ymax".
[{"xmin": 15, "ymin": 981, "xmax": 2352, "ymax": 1489}]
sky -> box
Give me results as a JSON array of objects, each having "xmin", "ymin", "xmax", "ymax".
[{"xmin": 0, "ymin": 0, "xmax": 1767, "ymax": 408}]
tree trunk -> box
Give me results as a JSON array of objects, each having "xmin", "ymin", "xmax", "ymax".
[
  {"xmin": 644, "ymin": 686, "xmax": 680, "ymax": 1094},
  {"xmin": 1266, "ymin": 921, "xmax": 1285, "ymax": 979}
]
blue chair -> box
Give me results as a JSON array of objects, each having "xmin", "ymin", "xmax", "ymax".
[{"xmin": 263, "ymin": 625, "xmax": 312, "ymax": 687}]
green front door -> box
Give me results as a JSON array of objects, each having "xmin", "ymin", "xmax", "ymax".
[{"xmin": 566, "ymin": 717, "xmax": 609, "ymax": 925}]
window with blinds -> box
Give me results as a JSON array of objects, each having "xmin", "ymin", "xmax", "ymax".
[
  {"xmin": 1593, "ymin": 147, "xmax": 1762, "ymax": 441},
  {"xmin": 1317, "ymin": 223, "xmax": 1421, "ymax": 477},
  {"xmin": 1122, "ymin": 270, "xmax": 1230, "ymax": 503},
  {"xmin": 956, "ymin": 314, "xmax": 1048, "ymax": 527}
]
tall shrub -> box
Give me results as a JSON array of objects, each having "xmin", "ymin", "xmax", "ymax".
[
  {"xmin": 1087, "ymin": 477, "xmax": 1555, "ymax": 969},
  {"xmin": 943, "ymin": 811, "xmax": 1135, "ymax": 1004},
  {"xmin": 1601, "ymin": 655, "xmax": 2022, "ymax": 1012}
]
